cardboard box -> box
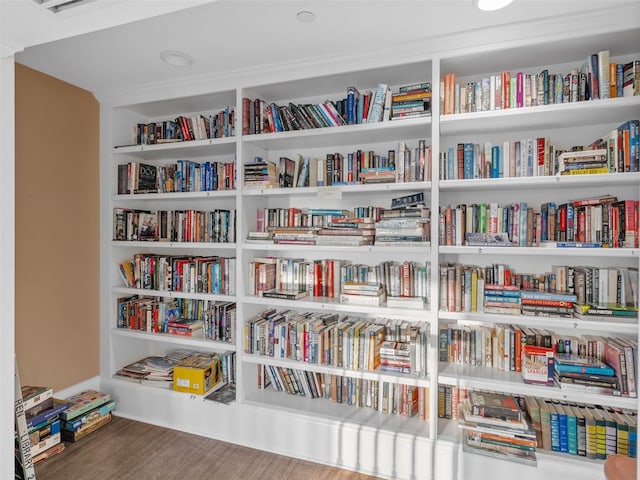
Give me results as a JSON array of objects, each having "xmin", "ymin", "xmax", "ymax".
[{"xmin": 173, "ymin": 354, "xmax": 221, "ymax": 395}]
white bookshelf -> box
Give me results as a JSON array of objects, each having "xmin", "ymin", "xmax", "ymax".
[{"xmin": 100, "ymin": 15, "xmax": 640, "ymax": 480}]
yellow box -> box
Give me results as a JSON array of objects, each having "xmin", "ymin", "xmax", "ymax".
[{"xmin": 172, "ymin": 354, "xmax": 221, "ymax": 395}]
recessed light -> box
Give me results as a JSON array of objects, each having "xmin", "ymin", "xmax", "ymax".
[
  {"xmin": 475, "ymin": 0, "xmax": 514, "ymax": 11},
  {"xmin": 159, "ymin": 50, "xmax": 195, "ymax": 67},
  {"xmin": 296, "ymin": 10, "xmax": 315, "ymax": 23}
]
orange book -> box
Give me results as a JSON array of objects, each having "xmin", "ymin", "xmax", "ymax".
[{"xmin": 609, "ymin": 62, "xmax": 617, "ymax": 98}]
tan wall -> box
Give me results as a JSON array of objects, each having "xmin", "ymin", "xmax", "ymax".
[{"xmin": 15, "ymin": 63, "xmax": 99, "ymax": 392}]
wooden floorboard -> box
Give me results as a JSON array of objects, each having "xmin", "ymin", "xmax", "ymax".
[{"xmin": 35, "ymin": 415, "xmax": 383, "ymax": 480}]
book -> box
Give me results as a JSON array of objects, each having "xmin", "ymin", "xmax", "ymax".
[
  {"xmin": 25, "ymin": 401, "xmax": 70, "ymax": 430},
  {"xmin": 461, "ymin": 399, "xmax": 534, "ymax": 432},
  {"xmin": 205, "ymin": 383, "xmax": 236, "ymax": 404},
  {"xmin": 462, "ymin": 431, "xmax": 537, "ymax": 466},
  {"xmin": 261, "ymin": 289, "xmax": 308, "ymax": 300},
  {"xmin": 467, "ymin": 391, "xmax": 523, "ymax": 420},
  {"xmin": 554, "ymin": 353, "xmax": 616, "ymax": 376},
  {"xmin": 32, "ymin": 442, "xmax": 65, "ymax": 464},
  {"xmin": 61, "ymin": 412, "xmax": 112, "ymax": 442},
  {"xmin": 20, "ymin": 386, "xmax": 54, "ymax": 412},
  {"xmin": 61, "ymin": 400, "xmax": 117, "ymax": 431},
  {"xmin": 522, "ymin": 345, "xmax": 554, "ymax": 386},
  {"xmin": 56, "ymin": 390, "xmax": 111, "ymax": 421}
]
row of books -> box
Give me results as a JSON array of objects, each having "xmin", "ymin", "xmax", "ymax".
[
  {"xmin": 116, "ymin": 295, "xmax": 236, "ymax": 342},
  {"xmin": 117, "ymin": 160, "xmax": 236, "ymax": 195},
  {"xmin": 118, "ymin": 254, "xmax": 236, "ymax": 295},
  {"xmin": 441, "ymin": 53, "xmax": 640, "ymax": 115},
  {"xmin": 440, "ymin": 121, "xmax": 639, "ymax": 181},
  {"xmin": 258, "ymin": 364, "xmax": 429, "ymax": 419},
  {"xmin": 242, "ymin": 82, "xmax": 431, "ymax": 136},
  {"xmin": 115, "ymin": 349, "xmax": 230, "ymax": 395},
  {"xmin": 439, "ymin": 322, "xmax": 637, "ymax": 397},
  {"xmin": 129, "ymin": 108, "xmax": 235, "ymax": 145},
  {"xmin": 243, "ymin": 142, "xmax": 431, "ymax": 191},
  {"xmin": 112, "ymin": 208, "xmax": 236, "ymax": 244},
  {"xmin": 249, "ymin": 256, "xmax": 430, "ymax": 305},
  {"xmin": 245, "ymin": 309, "xmax": 429, "ymax": 377},
  {"xmin": 439, "ymin": 196, "xmax": 639, "ymax": 248},
  {"xmin": 438, "ymin": 262, "xmax": 639, "ymax": 315}
]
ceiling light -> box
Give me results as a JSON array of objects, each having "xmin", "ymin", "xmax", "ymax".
[
  {"xmin": 159, "ymin": 50, "xmax": 195, "ymax": 67},
  {"xmin": 475, "ymin": 0, "xmax": 514, "ymax": 11},
  {"xmin": 296, "ymin": 11, "xmax": 315, "ymax": 23}
]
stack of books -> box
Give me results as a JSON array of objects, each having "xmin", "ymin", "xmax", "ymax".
[
  {"xmin": 557, "ymin": 149, "xmax": 609, "ymax": 176},
  {"xmin": 554, "ymin": 353, "xmax": 621, "ymax": 396},
  {"xmin": 269, "ymin": 226, "xmax": 318, "ymax": 245},
  {"xmin": 390, "ymin": 83, "xmax": 432, "ymax": 121},
  {"xmin": 58, "ymin": 389, "xmax": 116, "ymax": 442},
  {"xmin": 379, "ymin": 341, "xmax": 411, "ymax": 374},
  {"xmin": 483, "ymin": 284, "xmax": 521, "ymax": 315},
  {"xmin": 21, "ymin": 386, "xmax": 67, "ymax": 464},
  {"xmin": 374, "ymin": 206, "xmax": 430, "ymax": 246},
  {"xmin": 460, "ymin": 391, "xmax": 537, "ymax": 466},
  {"xmin": 339, "ymin": 281, "xmax": 386, "ymax": 306},
  {"xmin": 519, "ymin": 290, "xmax": 577, "ymax": 318},
  {"xmin": 316, "ymin": 217, "xmax": 375, "ymax": 246},
  {"xmin": 243, "ymin": 158, "xmax": 278, "ymax": 188}
]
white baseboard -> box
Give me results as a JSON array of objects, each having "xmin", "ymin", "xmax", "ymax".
[{"xmin": 55, "ymin": 375, "xmax": 101, "ymax": 399}]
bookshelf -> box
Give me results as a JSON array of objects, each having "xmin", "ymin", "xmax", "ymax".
[{"xmin": 101, "ymin": 19, "xmax": 640, "ymax": 480}]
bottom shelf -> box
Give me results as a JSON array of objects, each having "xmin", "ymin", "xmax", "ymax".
[{"xmin": 244, "ymin": 386, "xmax": 431, "ymax": 439}]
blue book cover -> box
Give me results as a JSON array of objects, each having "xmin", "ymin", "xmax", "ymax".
[
  {"xmin": 26, "ymin": 401, "xmax": 70, "ymax": 430},
  {"xmin": 558, "ymin": 404, "xmax": 569, "ymax": 453},
  {"xmin": 554, "ymin": 358, "xmax": 615, "ymax": 376},
  {"xmin": 346, "ymin": 86, "xmax": 357, "ymax": 125},
  {"xmin": 463, "ymin": 143, "xmax": 474, "ymax": 179},
  {"xmin": 550, "ymin": 402, "xmax": 560, "ymax": 452},
  {"xmin": 491, "ymin": 145, "xmax": 500, "ymax": 178}
]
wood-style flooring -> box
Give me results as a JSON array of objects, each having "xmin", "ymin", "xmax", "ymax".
[{"xmin": 34, "ymin": 415, "xmax": 383, "ymax": 480}]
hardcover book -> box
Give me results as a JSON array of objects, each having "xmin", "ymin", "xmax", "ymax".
[
  {"xmin": 468, "ymin": 391, "xmax": 523, "ymax": 420},
  {"xmin": 21, "ymin": 386, "xmax": 54, "ymax": 412},
  {"xmin": 56, "ymin": 390, "xmax": 111, "ymax": 421},
  {"xmin": 522, "ymin": 345, "xmax": 554, "ymax": 386},
  {"xmin": 554, "ymin": 353, "xmax": 615, "ymax": 376}
]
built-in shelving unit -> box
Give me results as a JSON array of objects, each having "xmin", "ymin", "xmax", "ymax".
[{"xmin": 100, "ymin": 14, "xmax": 640, "ymax": 480}]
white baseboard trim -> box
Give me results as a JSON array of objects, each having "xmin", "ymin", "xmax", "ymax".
[{"xmin": 55, "ymin": 375, "xmax": 101, "ymax": 399}]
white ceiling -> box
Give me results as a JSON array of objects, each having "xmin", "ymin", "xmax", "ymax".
[{"xmin": 3, "ymin": 0, "xmax": 640, "ymax": 98}]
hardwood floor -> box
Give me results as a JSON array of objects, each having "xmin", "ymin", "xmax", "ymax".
[{"xmin": 35, "ymin": 415, "xmax": 383, "ymax": 480}]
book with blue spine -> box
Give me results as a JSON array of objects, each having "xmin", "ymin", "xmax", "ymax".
[
  {"xmin": 463, "ymin": 143, "xmax": 474, "ymax": 179},
  {"xmin": 557, "ymin": 403, "xmax": 569, "ymax": 453},
  {"xmin": 554, "ymin": 353, "xmax": 615, "ymax": 376},
  {"xmin": 346, "ymin": 86, "xmax": 360, "ymax": 125},
  {"xmin": 26, "ymin": 401, "xmax": 70, "ymax": 430},
  {"xmin": 519, "ymin": 290, "xmax": 577, "ymax": 302},
  {"xmin": 491, "ymin": 145, "xmax": 500, "ymax": 178}
]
